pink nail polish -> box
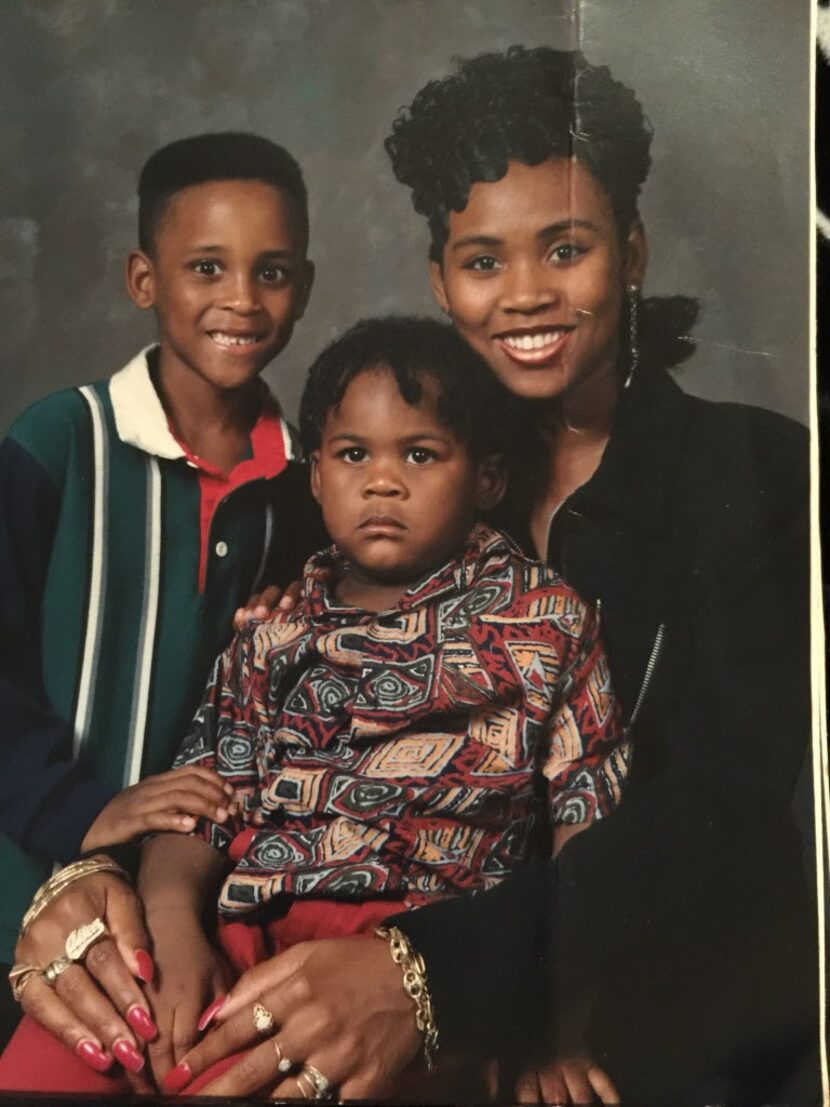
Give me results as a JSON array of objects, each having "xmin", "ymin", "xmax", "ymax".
[
  {"xmin": 112, "ymin": 1038, "xmax": 145, "ymax": 1073},
  {"xmin": 126, "ymin": 1003, "xmax": 158, "ymax": 1041},
  {"xmin": 76, "ymin": 1039, "xmax": 111, "ymax": 1073},
  {"xmin": 197, "ymin": 993, "xmax": 228, "ymax": 1032},
  {"xmin": 162, "ymin": 1061, "xmax": 192, "ymax": 1094},
  {"xmin": 134, "ymin": 949, "xmax": 154, "ymax": 984}
]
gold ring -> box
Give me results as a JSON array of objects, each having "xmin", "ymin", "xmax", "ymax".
[
  {"xmin": 65, "ymin": 917, "xmax": 108, "ymax": 962},
  {"xmin": 273, "ymin": 1039, "xmax": 293, "ymax": 1074},
  {"xmin": 295, "ymin": 1071, "xmax": 314, "ymax": 1100},
  {"xmin": 42, "ymin": 955, "xmax": 72, "ymax": 987},
  {"xmin": 253, "ymin": 1000, "xmax": 275, "ymax": 1035},
  {"xmin": 8, "ymin": 963, "xmax": 40, "ymax": 1003},
  {"xmin": 301, "ymin": 1063, "xmax": 333, "ymax": 1101}
]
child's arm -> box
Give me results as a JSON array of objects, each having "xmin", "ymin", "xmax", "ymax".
[
  {"xmin": 138, "ymin": 834, "xmax": 233, "ymax": 1089},
  {"xmin": 528, "ymin": 601, "xmax": 628, "ymax": 1100}
]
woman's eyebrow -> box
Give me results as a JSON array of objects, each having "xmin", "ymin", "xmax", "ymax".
[{"xmin": 451, "ymin": 219, "xmax": 599, "ymax": 251}]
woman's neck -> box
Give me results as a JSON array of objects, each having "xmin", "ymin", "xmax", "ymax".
[{"xmin": 528, "ymin": 371, "xmax": 621, "ymax": 560}]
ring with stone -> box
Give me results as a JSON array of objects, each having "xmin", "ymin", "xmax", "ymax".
[
  {"xmin": 42, "ymin": 955, "xmax": 72, "ymax": 988},
  {"xmin": 253, "ymin": 1000, "xmax": 275, "ymax": 1035},
  {"xmin": 273, "ymin": 1039, "xmax": 294, "ymax": 1074},
  {"xmin": 299, "ymin": 1063, "xmax": 334, "ymax": 1101}
]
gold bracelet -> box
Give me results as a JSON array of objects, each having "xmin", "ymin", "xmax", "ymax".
[
  {"xmin": 18, "ymin": 858, "xmax": 131, "ymax": 941},
  {"xmin": 375, "ymin": 925, "xmax": 439, "ymax": 1072}
]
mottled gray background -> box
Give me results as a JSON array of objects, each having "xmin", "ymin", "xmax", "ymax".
[{"xmin": 0, "ymin": 0, "xmax": 811, "ymax": 433}]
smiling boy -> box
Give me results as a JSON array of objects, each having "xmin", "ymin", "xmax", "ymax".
[{"xmin": 0, "ymin": 132, "xmax": 322, "ymax": 1057}]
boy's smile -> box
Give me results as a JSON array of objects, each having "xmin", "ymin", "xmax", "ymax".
[
  {"xmin": 127, "ymin": 178, "xmax": 313, "ymax": 396},
  {"xmin": 311, "ymin": 368, "xmax": 503, "ymax": 611}
]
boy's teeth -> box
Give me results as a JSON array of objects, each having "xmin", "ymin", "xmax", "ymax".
[
  {"xmin": 211, "ymin": 332, "xmax": 258, "ymax": 347},
  {"xmin": 502, "ymin": 331, "xmax": 565, "ymax": 351}
]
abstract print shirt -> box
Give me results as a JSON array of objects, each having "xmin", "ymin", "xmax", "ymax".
[{"xmin": 175, "ymin": 524, "xmax": 629, "ymax": 915}]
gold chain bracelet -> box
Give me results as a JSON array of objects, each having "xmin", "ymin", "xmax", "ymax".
[
  {"xmin": 18, "ymin": 858, "xmax": 131, "ymax": 941},
  {"xmin": 375, "ymin": 925, "xmax": 439, "ymax": 1072}
]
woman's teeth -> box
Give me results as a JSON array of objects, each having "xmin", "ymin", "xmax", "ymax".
[
  {"xmin": 210, "ymin": 332, "xmax": 259, "ymax": 347},
  {"xmin": 502, "ymin": 331, "xmax": 567, "ymax": 351}
]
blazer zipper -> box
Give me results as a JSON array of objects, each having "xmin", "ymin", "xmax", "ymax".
[{"xmin": 626, "ymin": 622, "xmax": 666, "ymax": 731}]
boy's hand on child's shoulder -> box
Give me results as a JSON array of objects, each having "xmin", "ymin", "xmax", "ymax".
[
  {"xmin": 80, "ymin": 766, "xmax": 237, "ymax": 853},
  {"xmin": 142, "ymin": 905, "xmax": 233, "ymax": 1091},
  {"xmin": 514, "ymin": 1055, "xmax": 620, "ymax": 1105},
  {"xmin": 15, "ymin": 866, "xmax": 158, "ymax": 1087},
  {"xmin": 233, "ymin": 579, "xmax": 303, "ymax": 630}
]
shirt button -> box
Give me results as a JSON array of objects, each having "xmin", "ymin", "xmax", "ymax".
[{"xmin": 215, "ymin": 541, "xmax": 228, "ymax": 558}]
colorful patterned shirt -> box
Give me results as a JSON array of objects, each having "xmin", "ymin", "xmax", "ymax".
[{"xmin": 175, "ymin": 524, "xmax": 628, "ymax": 915}]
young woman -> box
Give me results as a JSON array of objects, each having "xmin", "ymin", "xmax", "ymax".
[{"xmin": 11, "ymin": 47, "xmax": 816, "ymax": 1105}]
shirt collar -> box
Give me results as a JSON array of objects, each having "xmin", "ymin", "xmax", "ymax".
[
  {"xmin": 301, "ymin": 523, "xmax": 517, "ymax": 618},
  {"xmin": 571, "ymin": 366, "xmax": 689, "ymax": 534},
  {"xmin": 108, "ymin": 345, "xmax": 295, "ymax": 462}
]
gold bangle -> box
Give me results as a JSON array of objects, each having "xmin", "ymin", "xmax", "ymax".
[
  {"xmin": 18, "ymin": 859, "xmax": 131, "ymax": 942},
  {"xmin": 375, "ymin": 925, "xmax": 438, "ymax": 1072}
]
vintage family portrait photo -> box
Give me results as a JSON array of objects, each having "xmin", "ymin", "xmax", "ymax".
[{"xmin": 0, "ymin": 0, "xmax": 824, "ymax": 1103}]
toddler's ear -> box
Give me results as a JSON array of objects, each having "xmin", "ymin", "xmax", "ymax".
[
  {"xmin": 309, "ymin": 451, "xmax": 322, "ymax": 504},
  {"xmin": 475, "ymin": 454, "xmax": 507, "ymax": 510},
  {"xmin": 126, "ymin": 250, "xmax": 156, "ymax": 309}
]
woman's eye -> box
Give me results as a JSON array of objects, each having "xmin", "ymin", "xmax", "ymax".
[
  {"xmin": 337, "ymin": 447, "xmax": 366, "ymax": 463},
  {"xmin": 406, "ymin": 447, "xmax": 436, "ymax": 465},
  {"xmin": 462, "ymin": 254, "xmax": 501, "ymax": 273},
  {"xmin": 192, "ymin": 260, "xmax": 221, "ymax": 277},
  {"xmin": 549, "ymin": 242, "xmax": 587, "ymax": 264}
]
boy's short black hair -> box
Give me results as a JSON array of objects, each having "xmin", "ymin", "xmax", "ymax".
[
  {"xmin": 138, "ymin": 131, "xmax": 308, "ymax": 253},
  {"xmin": 300, "ymin": 315, "xmax": 518, "ymax": 460},
  {"xmin": 385, "ymin": 46, "xmax": 652, "ymax": 262}
]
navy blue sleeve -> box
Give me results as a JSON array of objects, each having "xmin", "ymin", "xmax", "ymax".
[{"xmin": 0, "ymin": 436, "xmax": 115, "ymax": 860}]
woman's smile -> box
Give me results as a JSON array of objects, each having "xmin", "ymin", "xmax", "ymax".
[{"xmin": 430, "ymin": 157, "xmax": 646, "ymax": 404}]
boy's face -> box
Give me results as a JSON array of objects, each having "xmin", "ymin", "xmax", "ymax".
[
  {"xmin": 127, "ymin": 179, "xmax": 313, "ymax": 392},
  {"xmin": 311, "ymin": 368, "xmax": 504, "ymax": 589}
]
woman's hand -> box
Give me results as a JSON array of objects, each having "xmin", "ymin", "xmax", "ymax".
[
  {"xmin": 80, "ymin": 766, "xmax": 235, "ymax": 853},
  {"xmin": 142, "ymin": 905, "xmax": 233, "ymax": 1090},
  {"xmin": 514, "ymin": 1056, "xmax": 620, "ymax": 1104},
  {"xmin": 165, "ymin": 937, "xmax": 422, "ymax": 1099},
  {"xmin": 15, "ymin": 869, "xmax": 157, "ymax": 1087},
  {"xmin": 232, "ymin": 579, "xmax": 303, "ymax": 630}
]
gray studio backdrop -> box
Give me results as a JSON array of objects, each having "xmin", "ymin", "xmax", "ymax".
[{"xmin": 0, "ymin": 0, "xmax": 811, "ymax": 433}]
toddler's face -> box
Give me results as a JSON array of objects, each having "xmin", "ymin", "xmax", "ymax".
[{"xmin": 311, "ymin": 368, "xmax": 501, "ymax": 592}]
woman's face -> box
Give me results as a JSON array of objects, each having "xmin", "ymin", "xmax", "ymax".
[{"xmin": 430, "ymin": 158, "xmax": 647, "ymax": 403}]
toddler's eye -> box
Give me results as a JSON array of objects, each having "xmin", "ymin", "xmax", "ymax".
[
  {"xmin": 192, "ymin": 260, "xmax": 222, "ymax": 277},
  {"xmin": 337, "ymin": 446, "xmax": 367, "ymax": 463},
  {"xmin": 406, "ymin": 447, "xmax": 436, "ymax": 465}
]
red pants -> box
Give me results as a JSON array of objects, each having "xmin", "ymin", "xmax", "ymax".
[{"xmin": 0, "ymin": 897, "xmax": 399, "ymax": 1096}]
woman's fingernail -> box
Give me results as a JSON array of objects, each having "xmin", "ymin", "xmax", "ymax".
[
  {"xmin": 279, "ymin": 595, "xmax": 293, "ymax": 608},
  {"xmin": 162, "ymin": 1061, "xmax": 193, "ymax": 1094},
  {"xmin": 133, "ymin": 949, "xmax": 155, "ymax": 984},
  {"xmin": 197, "ymin": 993, "xmax": 228, "ymax": 1032},
  {"xmin": 76, "ymin": 1039, "xmax": 111, "ymax": 1072},
  {"xmin": 126, "ymin": 1004, "xmax": 158, "ymax": 1041},
  {"xmin": 224, "ymin": 782, "xmax": 234, "ymax": 795},
  {"xmin": 113, "ymin": 1038, "xmax": 145, "ymax": 1073}
]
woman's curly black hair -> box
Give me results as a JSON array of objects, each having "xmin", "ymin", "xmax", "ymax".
[
  {"xmin": 386, "ymin": 46, "xmax": 698, "ymax": 371},
  {"xmin": 386, "ymin": 46, "xmax": 653, "ymax": 262}
]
